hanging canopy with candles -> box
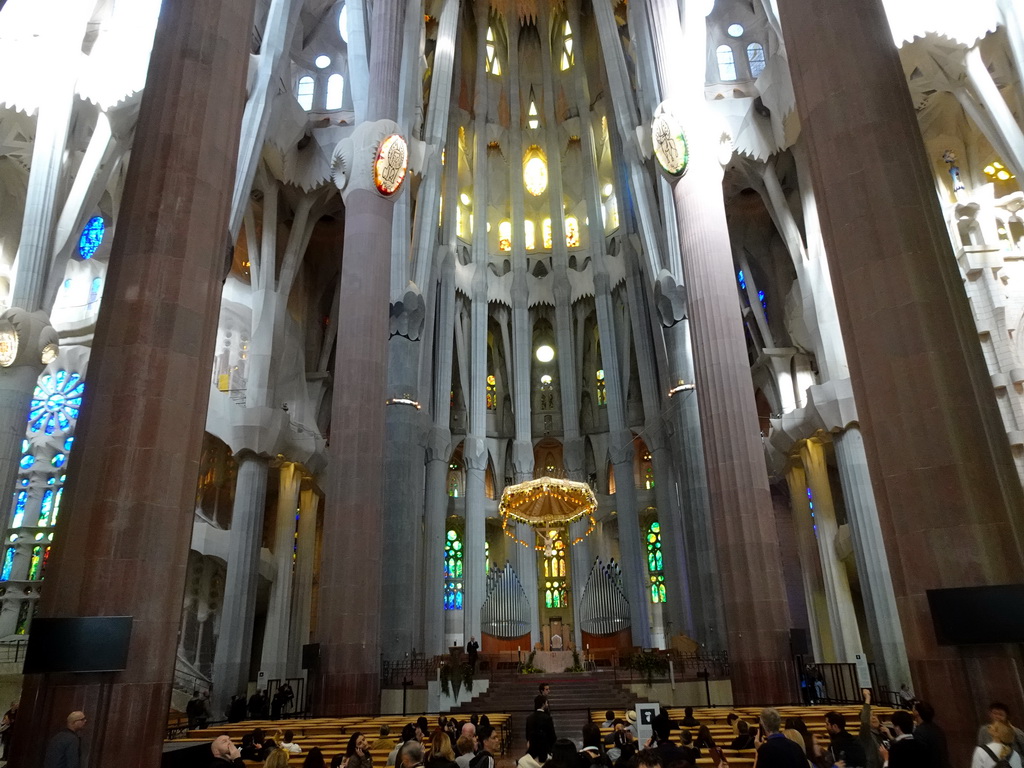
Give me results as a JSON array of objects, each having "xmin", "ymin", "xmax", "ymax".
[{"xmin": 499, "ymin": 476, "xmax": 597, "ymax": 549}]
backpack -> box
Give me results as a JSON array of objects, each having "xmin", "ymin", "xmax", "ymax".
[{"xmin": 981, "ymin": 744, "xmax": 1014, "ymax": 768}]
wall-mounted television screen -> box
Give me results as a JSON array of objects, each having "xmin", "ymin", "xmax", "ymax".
[
  {"xmin": 927, "ymin": 585, "xmax": 1024, "ymax": 645},
  {"xmin": 23, "ymin": 616, "xmax": 132, "ymax": 674}
]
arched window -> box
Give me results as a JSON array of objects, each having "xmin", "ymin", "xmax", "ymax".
[
  {"xmin": 498, "ymin": 220, "xmax": 512, "ymax": 252},
  {"xmin": 641, "ymin": 450, "xmax": 654, "ymax": 489},
  {"xmin": 524, "ymin": 146, "xmax": 548, "ymax": 196},
  {"xmin": 539, "ymin": 374, "xmax": 554, "ymax": 410},
  {"xmin": 560, "ymin": 20, "xmax": 574, "ymax": 71},
  {"xmin": 527, "ymin": 99, "xmax": 539, "ymax": 130},
  {"xmin": 78, "ymin": 216, "xmax": 105, "ymax": 259},
  {"xmin": 485, "ymin": 27, "xmax": 502, "ymax": 75},
  {"xmin": 564, "ymin": 216, "xmax": 580, "ymax": 248},
  {"xmin": 486, "ymin": 374, "xmax": 497, "ymax": 410},
  {"xmin": 444, "ymin": 528, "xmax": 464, "ymax": 609},
  {"xmin": 338, "ymin": 4, "xmax": 348, "ymax": 42},
  {"xmin": 543, "ymin": 529, "xmax": 566, "ymax": 578},
  {"xmin": 596, "ymin": 369, "xmax": 607, "ymax": 407},
  {"xmin": 524, "ymin": 220, "xmax": 536, "ymax": 250},
  {"xmin": 448, "ymin": 458, "xmax": 461, "ymax": 497},
  {"xmin": 297, "ymin": 76, "xmax": 315, "ymax": 110},
  {"xmin": 747, "ymin": 43, "xmax": 766, "ymax": 78},
  {"xmin": 542, "ymin": 218, "xmax": 553, "ymax": 249},
  {"xmin": 646, "ymin": 520, "xmax": 666, "ymax": 604},
  {"xmin": 716, "ymin": 45, "xmax": 737, "ymax": 81},
  {"xmin": 89, "ymin": 277, "xmax": 102, "ymax": 305},
  {"xmin": 325, "ymin": 73, "xmax": 344, "ymax": 109}
]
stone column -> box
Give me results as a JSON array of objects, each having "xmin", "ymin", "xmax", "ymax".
[
  {"xmin": 9, "ymin": 0, "xmax": 254, "ymax": 761},
  {"xmin": 287, "ymin": 486, "xmax": 319, "ymax": 678},
  {"xmin": 800, "ymin": 440, "xmax": 862, "ymax": 661},
  {"xmin": 832, "ymin": 427, "xmax": 911, "ymax": 690},
  {"xmin": 777, "ymin": 0, "xmax": 1024, "ymax": 745},
  {"xmin": 784, "ymin": 464, "xmax": 828, "ymax": 661},
  {"xmin": 212, "ymin": 452, "xmax": 270, "ymax": 714},
  {"xmin": 315, "ymin": 0, "xmax": 406, "ymax": 716},
  {"xmin": 647, "ymin": 0, "xmax": 794, "ymax": 702},
  {"xmin": 261, "ymin": 462, "xmax": 302, "ymax": 681}
]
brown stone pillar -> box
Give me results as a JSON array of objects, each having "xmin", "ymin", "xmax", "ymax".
[
  {"xmin": 8, "ymin": 0, "xmax": 254, "ymax": 764},
  {"xmin": 645, "ymin": 0, "xmax": 795, "ymax": 703},
  {"xmin": 777, "ymin": 0, "xmax": 1024, "ymax": 749},
  {"xmin": 314, "ymin": 0, "xmax": 406, "ymax": 715}
]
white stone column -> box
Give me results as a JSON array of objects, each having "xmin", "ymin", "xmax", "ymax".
[
  {"xmin": 260, "ymin": 462, "xmax": 301, "ymax": 681},
  {"xmin": 211, "ymin": 451, "xmax": 268, "ymax": 716},
  {"xmin": 785, "ymin": 464, "xmax": 828, "ymax": 661},
  {"xmin": 833, "ymin": 426, "xmax": 911, "ymax": 687},
  {"xmin": 800, "ymin": 439, "xmax": 863, "ymax": 661},
  {"xmin": 287, "ymin": 486, "xmax": 318, "ymax": 678}
]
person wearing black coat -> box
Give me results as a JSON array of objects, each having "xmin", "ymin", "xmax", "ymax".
[{"xmin": 525, "ymin": 695, "xmax": 557, "ymax": 762}]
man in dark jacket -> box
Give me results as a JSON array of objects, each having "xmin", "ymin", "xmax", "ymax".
[
  {"xmin": 44, "ymin": 711, "xmax": 87, "ymax": 768},
  {"xmin": 826, "ymin": 711, "xmax": 867, "ymax": 767},
  {"xmin": 883, "ymin": 711, "xmax": 929, "ymax": 768},
  {"xmin": 754, "ymin": 708, "xmax": 806, "ymax": 768},
  {"xmin": 525, "ymin": 695, "xmax": 557, "ymax": 761},
  {"xmin": 912, "ymin": 702, "xmax": 950, "ymax": 768}
]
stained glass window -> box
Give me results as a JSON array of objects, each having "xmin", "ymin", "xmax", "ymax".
[
  {"xmin": 524, "ymin": 220, "xmax": 536, "ymax": 250},
  {"xmin": 564, "ymin": 216, "xmax": 580, "ymax": 248},
  {"xmin": 642, "ymin": 451, "xmax": 654, "ymax": 490},
  {"xmin": 747, "ymin": 43, "xmax": 766, "ymax": 78},
  {"xmin": 498, "ymin": 221, "xmax": 512, "ymax": 252},
  {"xmin": 542, "ymin": 218, "xmax": 553, "ymax": 249},
  {"xmin": 544, "ymin": 580, "xmax": 567, "ymax": 608},
  {"xmin": 528, "ymin": 100, "xmax": 539, "ymax": 130},
  {"xmin": 596, "ymin": 369, "xmax": 607, "ymax": 407},
  {"xmin": 737, "ymin": 270, "xmax": 746, "ymax": 290},
  {"xmin": 717, "ymin": 45, "xmax": 737, "ymax": 81},
  {"xmin": 29, "ymin": 545, "xmax": 48, "ymax": 580},
  {"xmin": 51, "ymin": 488, "xmax": 63, "ymax": 527},
  {"xmin": 12, "ymin": 491, "xmax": 26, "ymax": 527},
  {"xmin": 78, "ymin": 217, "xmax": 105, "ymax": 260},
  {"xmin": 524, "ymin": 149, "xmax": 548, "ymax": 196},
  {"xmin": 485, "ymin": 27, "xmax": 502, "ymax": 75},
  {"xmin": 18, "ymin": 454, "xmax": 33, "ymax": 471},
  {"xmin": 486, "ymin": 374, "xmax": 497, "ymax": 410},
  {"xmin": 807, "ymin": 487, "xmax": 817, "ymax": 535},
  {"xmin": 29, "ymin": 371, "xmax": 85, "ymax": 435},
  {"xmin": 646, "ymin": 521, "xmax": 666, "ymax": 603},
  {"xmin": 543, "ymin": 530, "xmax": 566, "ymax": 578},
  {"xmin": 0, "ymin": 547, "xmax": 13, "ymax": 580},
  {"xmin": 444, "ymin": 528, "xmax": 464, "ymax": 609},
  {"xmin": 38, "ymin": 489, "xmax": 54, "ymax": 527}
]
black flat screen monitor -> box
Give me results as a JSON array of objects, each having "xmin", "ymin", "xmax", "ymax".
[
  {"xmin": 23, "ymin": 616, "xmax": 132, "ymax": 674},
  {"xmin": 927, "ymin": 585, "xmax": 1024, "ymax": 645}
]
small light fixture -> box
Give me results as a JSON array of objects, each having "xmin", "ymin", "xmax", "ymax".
[{"xmin": 460, "ymin": 193, "xmax": 471, "ymax": 205}]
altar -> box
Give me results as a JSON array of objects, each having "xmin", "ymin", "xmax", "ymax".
[{"xmin": 531, "ymin": 650, "xmax": 575, "ymax": 674}]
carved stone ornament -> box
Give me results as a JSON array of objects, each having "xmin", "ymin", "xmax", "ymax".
[
  {"xmin": 330, "ymin": 119, "xmax": 407, "ymax": 202},
  {"xmin": 651, "ymin": 102, "xmax": 689, "ymax": 178}
]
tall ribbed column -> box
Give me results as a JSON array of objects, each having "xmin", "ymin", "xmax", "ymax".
[
  {"xmin": 646, "ymin": 0, "xmax": 793, "ymax": 701},
  {"xmin": 316, "ymin": 0, "xmax": 406, "ymax": 716},
  {"xmin": 213, "ymin": 452, "xmax": 270, "ymax": 714},
  {"xmin": 287, "ymin": 486, "xmax": 319, "ymax": 678},
  {"xmin": 778, "ymin": 0, "xmax": 1024, "ymax": 746},
  {"xmin": 9, "ymin": 0, "xmax": 254, "ymax": 761},
  {"xmin": 833, "ymin": 427, "xmax": 911, "ymax": 689},
  {"xmin": 261, "ymin": 462, "xmax": 301, "ymax": 681},
  {"xmin": 800, "ymin": 440, "xmax": 862, "ymax": 661},
  {"xmin": 785, "ymin": 465, "xmax": 828, "ymax": 661}
]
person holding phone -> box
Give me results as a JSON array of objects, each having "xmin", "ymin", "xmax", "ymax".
[{"xmin": 754, "ymin": 708, "xmax": 807, "ymax": 768}]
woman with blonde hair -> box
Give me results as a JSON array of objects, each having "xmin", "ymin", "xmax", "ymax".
[
  {"xmin": 972, "ymin": 721, "xmax": 1023, "ymax": 768},
  {"xmin": 427, "ymin": 731, "xmax": 459, "ymax": 768},
  {"xmin": 266, "ymin": 747, "xmax": 292, "ymax": 768},
  {"xmin": 782, "ymin": 730, "xmax": 811, "ymax": 767}
]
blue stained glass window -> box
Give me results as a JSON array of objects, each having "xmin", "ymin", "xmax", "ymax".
[
  {"xmin": 444, "ymin": 528, "xmax": 464, "ymax": 609},
  {"xmin": 51, "ymin": 454, "xmax": 66, "ymax": 468},
  {"xmin": 1, "ymin": 548, "xmax": 13, "ymax": 580},
  {"xmin": 29, "ymin": 371, "xmax": 85, "ymax": 435},
  {"xmin": 51, "ymin": 488, "xmax": 63, "ymax": 527},
  {"xmin": 38, "ymin": 489, "xmax": 54, "ymax": 527},
  {"xmin": 19, "ymin": 455, "xmax": 33, "ymax": 470},
  {"xmin": 78, "ymin": 216, "xmax": 105, "ymax": 259},
  {"xmin": 12, "ymin": 491, "xmax": 27, "ymax": 527},
  {"xmin": 737, "ymin": 270, "xmax": 746, "ymax": 290},
  {"xmin": 63, "ymin": 436, "xmax": 74, "ymax": 451}
]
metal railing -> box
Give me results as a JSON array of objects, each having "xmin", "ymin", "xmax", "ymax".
[
  {"xmin": 380, "ymin": 654, "xmax": 440, "ymax": 687},
  {"xmin": 0, "ymin": 639, "xmax": 27, "ymax": 665}
]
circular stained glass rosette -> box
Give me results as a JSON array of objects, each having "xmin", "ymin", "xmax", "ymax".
[
  {"xmin": 499, "ymin": 476, "xmax": 597, "ymax": 549},
  {"xmin": 373, "ymin": 133, "xmax": 409, "ymax": 196},
  {"xmin": 651, "ymin": 112, "xmax": 689, "ymax": 177}
]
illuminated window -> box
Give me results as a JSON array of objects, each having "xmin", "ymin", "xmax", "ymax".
[
  {"xmin": 485, "ymin": 26, "xmax": 502, "ymax": 75},
  {"xmin": 737, "ymin": 270, "xmax": 746, "ymax": 290},
  {"xmin": 524, "ymin": 146, "xmax": 548, "ymax": 196},
  {"xmin": 499, "ymin": 220, "xmax": 512, "ymax": 252},
  {"xmin": 543, "ymin": 530, "xmax": 568, "ymax": 608},
  {"xmin": 444, "ymin": 528, "xmax": 464, "ymax": 609},
  {"xmin": 647, "ymin": 520, "xmax": 666, "ymax": 604},
  {"xmin": 525, "ymin": 220, "xmax": 536, "ymax": 250},
  {"xmin": 297, "ymin": 76, "xmax": 315, "ymax": 110},
  {"xmin": 457, "ymin": 206, "xmax": 468, "ymax": 240},
  {"xmin": 984, "ymin": 161, "xmax": 1016, "ymax": 183},
  {"xmin": 604, "ymin": 196, "xmax": 619, "ymax": 231},
  {"xmin": 539, "ymin": 376, "xmax": 555, "ymax": 410},
  {"xmin": 326, "ymin": 73, "xmax": 344, "ymax": 109},
  {"xmin": 486, "ymin": 374, "xmax": 497, "ymax": 410},
  {"xmin": 542, "ymin": 218, "xmax": 553, "ymax": 249},
  {"xmin": 596, "ymin": 369, "xmax": 607, "ymax": 407},
  {"xmin": 338, "ymin": 4, "xmax": 349, "ymax": 42},
  {"xmin": 717, "ymin": 45, "xmax": 737, "ymax": 81},
  {"xmin": 564, "ymin": 216, "xmax": 580, "ymax": 248},
  {"xmin": 747, "ymin": 43, "xmax": 766, "ymax": 78},
  {"xmin": 528, "ymin": 100, "xmax": 539, "ymax": 130},
  {"xmin": 29, "ymin": 371, "xmax": 84, "ymax": 435},
  {"xmin": 78, "ymin": 217, "xmax": 105, "ymax": 260},
  {"xmin": 560, "ymin": 20, "xmax": 574, "ymax": 71},
  {"xmin": 448, "ymin": 458, "xmax": 461, "ymax": 497}
]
